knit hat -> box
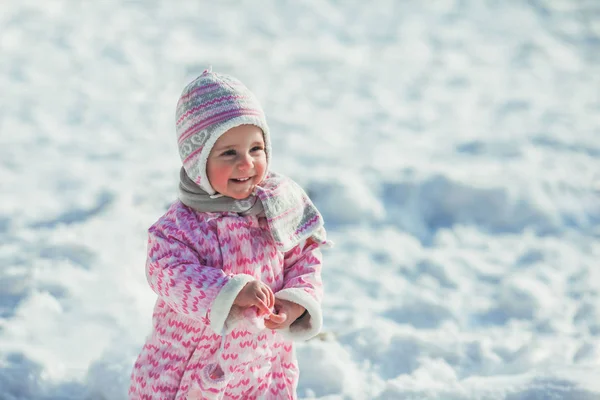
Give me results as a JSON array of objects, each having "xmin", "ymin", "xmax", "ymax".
[{"xmin": 175, "ymin": 68, "xmax": 271, "ymax": 195}]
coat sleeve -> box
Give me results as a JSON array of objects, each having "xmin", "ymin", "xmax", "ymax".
[
  {"xmin": 145, "ymin": 217, "xmax": 254, "ymax": 334},
  {"xmin": 274, "ymin": 238, "xmax": 324, "ymax": 341}
]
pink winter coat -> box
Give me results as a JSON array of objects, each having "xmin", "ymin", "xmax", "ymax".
[{"xmin": 129, "ymin": 200, "xmax": 324, "ymax": 399}]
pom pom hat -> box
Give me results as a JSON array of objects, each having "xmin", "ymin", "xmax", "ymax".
[{"xmin": 175, "ymin": 67, "xmax": 271, "ymax": 195}]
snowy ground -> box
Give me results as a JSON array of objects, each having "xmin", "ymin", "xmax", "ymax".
[{"xmin": 1, "ymin": 0, "xmax": 599, "ymax": 399}]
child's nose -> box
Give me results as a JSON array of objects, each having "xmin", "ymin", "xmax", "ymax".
[{"xmin": 237, "ymin": 153, "xmax": 253, "ymax": 170}]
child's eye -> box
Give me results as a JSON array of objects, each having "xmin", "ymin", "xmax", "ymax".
[
  {"xmin": 221, "ymin": 150, "xmax": 236, "ymax": 156},
  {"xmin": 251, "ymin": 146, "xmax": 264, "ymax": 152}
]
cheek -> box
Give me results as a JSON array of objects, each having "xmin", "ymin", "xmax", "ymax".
[
  {"xmin": 207, "ymin": 163, "xmax": 231, "ymax": 186},
  {"xmin": 217, "ymin": 168, "xmax": 232, "ymax": 183},
  {"xmin": 256, "ymin": 156, "xmax": 268, "ymax": 177}
]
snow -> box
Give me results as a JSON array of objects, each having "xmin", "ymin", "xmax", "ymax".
[{"xmin": 1, "ymin": 0, "xmax": 599, "ymax": 398}]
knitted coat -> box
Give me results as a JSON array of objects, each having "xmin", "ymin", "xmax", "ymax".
[{"xmin": 129, "ymin": 200, "xmax": 324, "ymax": 399}]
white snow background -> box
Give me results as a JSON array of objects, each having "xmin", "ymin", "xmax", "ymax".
[{"xmin": 1, "ymin": 0, "xmax": 599, "ymax": 399}]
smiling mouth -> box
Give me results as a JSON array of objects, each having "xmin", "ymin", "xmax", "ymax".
[{"xmin": 230, "ymin": 177, "xmax": 252, "ymax": 183}]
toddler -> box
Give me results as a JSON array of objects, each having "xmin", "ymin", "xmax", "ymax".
[{"xmin": 129, "ymin": 68, "xmax": 330, "ymax": 399}]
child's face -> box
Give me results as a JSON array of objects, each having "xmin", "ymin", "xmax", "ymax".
[{"xmin": 207, "ymin": 124, "xmax": 267, "ymax": 199}]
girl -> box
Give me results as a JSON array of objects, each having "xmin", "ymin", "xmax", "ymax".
[{"xmin": 129, "ymin": 68, "xmax": 330, "ymax": 399}]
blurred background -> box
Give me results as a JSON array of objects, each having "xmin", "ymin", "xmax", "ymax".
[{"xmin": 1, "ymin": 0, "xmax": 599, "ymax": 399}]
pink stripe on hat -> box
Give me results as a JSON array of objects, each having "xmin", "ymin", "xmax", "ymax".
[{"xmin": 178, "ymin": 108, "xmax": 263, "ymax": 145}]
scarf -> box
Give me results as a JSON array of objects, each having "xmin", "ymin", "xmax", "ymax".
[{"xmin": 179, "ymin": 168, "xmax": 329, "ymax": 252}]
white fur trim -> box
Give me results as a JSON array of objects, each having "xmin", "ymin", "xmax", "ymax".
[
  {"xmin": 197, "ymin": 115, "xmax": 271, "ymax": 195},
  {"xmin": 275, "ymin": 288, "xmax": 322, "ymax": 341},
  {"xmin": 210, "ymin": 274, "xmax": 255, "ymax": 334}
]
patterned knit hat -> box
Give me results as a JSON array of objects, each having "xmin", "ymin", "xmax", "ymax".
[{"xmin": 175, "ymin": 68, "xmax": 271, "ymax": 195}]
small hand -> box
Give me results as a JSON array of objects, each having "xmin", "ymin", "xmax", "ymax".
[
  {"xmin": 233, "ymin": 280, "xmax": 275, "ymax": 316},
  {"xmin": 264, "ymin": 299, "xmax": 306, "ymax": 330}
]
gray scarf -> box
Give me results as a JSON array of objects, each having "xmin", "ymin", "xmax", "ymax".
[
  {"xmin": 179, "ymin": 167, "xmax": 264, "ymax": 216},
  {"xmin": 178, "ymin": 168, "xmax": 328, "ymax": 251}
]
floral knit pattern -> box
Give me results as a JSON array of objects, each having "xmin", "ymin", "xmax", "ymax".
[{"xmin": 129, "ymin": 201, "xmax": 324, "ymax": 399}]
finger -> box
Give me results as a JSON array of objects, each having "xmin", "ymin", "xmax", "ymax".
[
  {"xmin": 256, "ymin": 290, "xmax": 267, "ymax": 304},
  {"xmin": 255, "ymin": 293, "xmax": 271, "ymax": 315},
  {"xmin": 254, "ymin": 298, "xmax": 271, "ymax": 316},
  {"xmin": 264, "ymin": 319, "xmax": 277, "ymax": 330},
  {"xmin": 265, "ymin": 285, "xmax": 275, "ymax": 308},
  {"xmin": 261, "ymin": 287, "xmax": 274, "ymax": 309},
  {"xmin": 268, "ymin": 288, "xmax": 275, "ymax": 309},
  {"xmin": 268, "ymin": 312, "xmax": 287, "ymax": 324},
  {"xmin": 278, "ymin": 311, "xmax": 288, "ymax": 322},
  {"xmin": 258, "ymin": 288, "xmax": 268, "ymax": 310}
]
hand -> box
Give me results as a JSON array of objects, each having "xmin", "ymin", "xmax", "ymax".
[
  {"xmin": 233, "ymin": 280, "xmax": 275, "ymax": 316},
  {"xmin": 264, "ymin": 299, "xmax": 306, "ymax": 330}
]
